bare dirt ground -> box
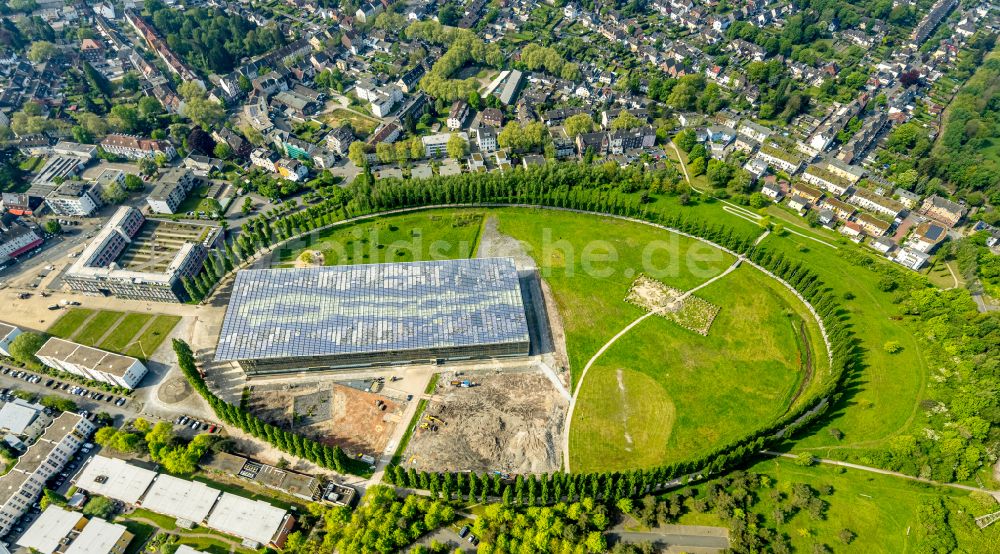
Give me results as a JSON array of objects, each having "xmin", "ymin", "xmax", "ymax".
[
  {"xmin": 247, "ymin": 381, "xmax": 404, "ymax": 456},
  {"xmin": 403, "ymin": 370, "xmax": 567, "ymax": 474},
  {"xmin": 625, "ymin": 275, "xmax": 721, "ymax": 336},
  {"xmin": 477, "ymin": 216, "xmax": 571, "ymax": 383}
]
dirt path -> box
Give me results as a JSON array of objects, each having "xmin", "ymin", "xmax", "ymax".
[
  {"xmin": 764, "ymin": 451, "xmax": 1000, "ymax": 501},
  {"xmin": 563, "ymin": 256, "xmax": 744, "ymax": 472},
  {"xmin": 668, "ymin": 141, "xmax": 837, "ymax": 250},
  {"xmin": 945, "ymin": 260, "xmax": 960, "ymax": 289},
  {"xmin": 616, "ymin": 369, "xmax": 633, "ymax": 450},
  {"xmin": 126, "ymin": 516, "xmax": 243, "ymax": 553}
]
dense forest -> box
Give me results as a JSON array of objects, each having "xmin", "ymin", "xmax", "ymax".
[
  {"xmin": 145, "ymin": 0, "xmax": 285, "ymax": 74},
  {"xmin": 931, "ymin": 39, "xmax": 1000, "ymax": 208}
]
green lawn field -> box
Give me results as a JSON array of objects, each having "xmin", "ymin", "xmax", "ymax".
[
  {"xmin": 495, "ymin": 208, "xmax": 738, "ymax": 387},
  {"xmin": 71, "ymin": 310, "xmax": 125, "ymax": 346},
  {"xmin": 678, "ymin": 457, "xmax": 999, "ymax": 552},
  {"xmin": 46, "ymin": 308, "xmax": 96, "ymax": 338},
  {"xmin": 122, "ymin": 315, "xmax": 182, "ymax": 360},
  {"xmin": 665, "ymin": 151, "xmax": 940, "ymax": 462},
  {"xmin": 273, "ymin": 210, "xmax": 485, "ymax": 267},
  {"xmin": 48, "ymin": 309, "xmax": 180, "ymax": 361},
  {"xmin": 97, "ymin": 313, "xmax": 154, "ymax": 352},
  {"xmin": 757, "ymin": 232, "xmax": 931, "ymax": 454},
  {"xmin": 490, "ymin": 209, "xmax": 827, "ymax": 470},
  {"xmin": 569, "ymin": 266, "xmax": 826, "ymax": 472}
]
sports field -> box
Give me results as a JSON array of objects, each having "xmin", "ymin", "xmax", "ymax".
[
  {"xmin": 272, "ymin": 211, "xmax": 485, "ymax": 267},
  {"xmin": 47, "ymin": 308, "xmax": 181, "ymax": 361}
]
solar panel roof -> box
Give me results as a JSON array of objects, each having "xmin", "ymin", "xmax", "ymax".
[{"xmin": 214, "ymin": 258, "xmax": 530, "ymax": 362}]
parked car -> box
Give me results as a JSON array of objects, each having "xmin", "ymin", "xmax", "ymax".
[{"xmin": 44, "ymin": 379, "xmax": 54, "ymax": 387}]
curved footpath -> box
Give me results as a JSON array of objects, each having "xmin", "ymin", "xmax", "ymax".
[
  {"xmin": 202, "ymin": 202, "xmax": 833, "ymax": 478},
  {"xmin": 562, "ymin": 256, "xmax": 745, "ymax": 473}
]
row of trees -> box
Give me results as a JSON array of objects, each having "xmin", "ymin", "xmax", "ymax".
[
  {"xmin": 172, "ymin": 340, "xmax": 355, "ymax": 475},
  {"xmin": 179, "ymin": 162, "xmax": 855, "ymax": 494}
]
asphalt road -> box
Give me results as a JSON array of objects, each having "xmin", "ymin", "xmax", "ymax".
[{"xmin": 0, "ymin": 364, "xmax": 136, "ymax": 422}]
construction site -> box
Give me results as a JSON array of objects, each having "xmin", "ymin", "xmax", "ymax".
[
  {"xmin": 245, "ymin": 379, "xmax": 406, "ymax": 457},
  {"xmin": 401, "ymin": 369, "xmax": 568, "ymax": 474}
]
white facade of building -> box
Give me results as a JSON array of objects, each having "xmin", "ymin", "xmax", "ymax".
[
  {"xmin": 35, "ymin": 338, "xmax": 147, "ymax": 390},
  {"xmin": 0, "ymin": 413, "xmax": 95, "ymax": 536}
]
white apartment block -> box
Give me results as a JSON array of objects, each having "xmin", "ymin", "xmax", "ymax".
[
  {"xmin": 422, "ymin": 132, "xmax": 468, "ymax": 158},
  {"xmin": 45, "ymin": 181, "xmax": 103, "ymax": 217},
  {"xmin": 146, "ymin": 168, "xmax": 196, "ymax": 215},
  {"xmin": 35, "ymin": 338, "xmax": 148, "ymax": 390},
  {"xmin": 0, "ymin": 413, "xmax": 95, "ymax": 536}
]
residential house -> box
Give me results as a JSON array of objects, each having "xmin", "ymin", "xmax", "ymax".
[
  {"xmin": 790, "ymin": 183, "xmax": 823, "ymax": 204},
  {"xmin": 894, "ymin": 247, "xmax": 930, "ymax": 270},
  {"xmin": 325, "ymin": 126, "xmax": 355, "ymax": 155},
  {"xmin": 100, "ymin": 134, "xmax": 176, "ymax": 161},
  {"xmin": 822, "ymin": 198, "xmax": 855, "ymax": 220},
  {"xmin": 919, "ymin": 194, "xmax": 965, "ymax": 227},
  {"xmin": 849, "ymin": 188, "xmax": 906, "ymax": 219},
  {"xmin": 907, "ymin": 221, "xmax": 947, "ymax": 253},
  {"xmin": 476, "ymin": 126, "xmax": 497, "ymax": 153},
  {"xmin": 855, "ymin": 213, "xmax": 891, "ymax": 236},
  {"xmin": 761, "ymin": 182, "xmax": 783, "ymax": 201},
  {"xmin": 481, "ymin": 108, "xmax": 503, "ymax": 127},
  {"xmin": 447, "ymin": 100, "xmax": 469, "ymax": 131},
  {"xmin": 250, "ymin": 149, "xmax": 279, "ymax": 173},
  {"xmin": 276, "ymin": 159, "xmax": 308, "ymax": 182}
]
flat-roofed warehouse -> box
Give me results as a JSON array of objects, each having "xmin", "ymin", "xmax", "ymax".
[{"xmin": 215, "ymin": 258, "xmax": 531, "ymax": 375}]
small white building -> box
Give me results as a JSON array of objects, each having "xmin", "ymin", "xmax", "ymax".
[
  {"xmin": 206, "ymin": 492, "xmax": 295, "ymax": 549},
  {"xmin": 421, "ymin": 132, "xmax": 468, "ymax": 158},
  {"xmin": 894, "ymin": 247, "xmax": 930, "ymax": 270},
  {"xmin": 35, "ymin": 338, "xmax": 148, "ymax": 390},
  {"xmin": 0, "ymin": 398, "xmax": 51, "ymax": 440},
  {"xmin": 16, "ymin": 504, "xmax": 133, "ymax": 554},
  {"xmin": 73, "ymin": 455, "xmax": 156, "ymax": 505}
]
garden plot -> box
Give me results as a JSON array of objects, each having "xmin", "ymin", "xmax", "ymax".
[{"xmin": 625, "ymin": 275, "xmax": 721, "ymax": 335}]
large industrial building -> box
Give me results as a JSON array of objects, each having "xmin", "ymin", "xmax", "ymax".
[
  {"xmin": 215, "ymin": 258, "xmax": 531, "ymax": 375},
  {"xmin": 64, "ymin": 206, "xmax": 219, "ymax": 302}
]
